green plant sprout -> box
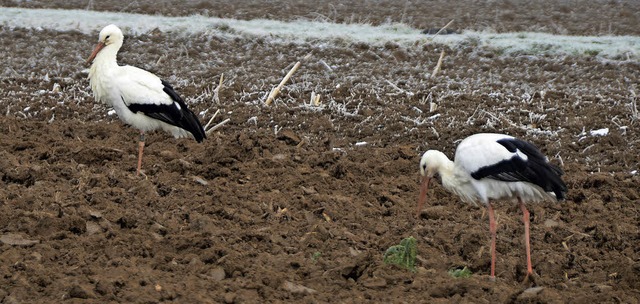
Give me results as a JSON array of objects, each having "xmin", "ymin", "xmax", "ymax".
[
  {"xmin": 311, "ymin": 251, "xmax": 321, "ymax": 263},
  {"xmin": 383, "ymin": 236, "xmax": 417, "ymax": 272},
  {"xmin": 448, "ymin": 266, "xmax": 472, "ymax": 278}
]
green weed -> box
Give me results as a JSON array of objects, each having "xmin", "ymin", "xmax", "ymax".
[
  {"xmin": 311, "ymin": 251, "xmax": 321, "ymax": 263},
  {"xmin": 383, "ymin": 236, "xmax": 417, "ymax": 272},
  {"xmin": 448, "ymin": 266, "xmax": 472, "ymax": 278}
]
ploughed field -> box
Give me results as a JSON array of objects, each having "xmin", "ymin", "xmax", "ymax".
[{"xmin": 0, "ymin": 1, "xmax": 638, "ymax": 302}]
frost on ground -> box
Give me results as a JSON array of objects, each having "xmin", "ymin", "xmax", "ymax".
[{"xmin": 1, "ymin": 7, "xmax": 639, "ymax": 59}]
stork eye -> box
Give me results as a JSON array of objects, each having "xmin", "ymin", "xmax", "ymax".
[{"xmin": 105, "ymin": 35, "xmax": 110, "ymax": 40}]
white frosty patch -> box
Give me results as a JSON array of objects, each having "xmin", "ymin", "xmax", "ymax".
[
  {"xmin": 355, "ymin": 141, "xmax": 368, "ymax": 146},
  {"xmin": 0, "ymin": 8, "xmax": 638, "ymax": 58},
  {"xmin": 589, "ymin": 128, "xmax": 609, "ymax": 136}
]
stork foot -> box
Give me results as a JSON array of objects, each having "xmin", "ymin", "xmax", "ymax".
[
  {"xmin": 521, "ymin": 271, "xmax": 539, "ymax": 286},
  {"xmin": 130, "ymin": 168, "xmax": 148, "ymax": 180},
  {"xmin": 137, "ymin": 169, "xmax": 148, "ymax": 180}
]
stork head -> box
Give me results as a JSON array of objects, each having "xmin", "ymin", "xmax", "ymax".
[
  {"xmin": 87, "ymin": 24, "xmax": 124, "ymax": 64},
  {"xmin": 416, "ymin": 150, "xmax": 449, "ymax": 218},
  {"xmin": 419, "ymin": 150, "xmax": 449, "ymax": 178}
]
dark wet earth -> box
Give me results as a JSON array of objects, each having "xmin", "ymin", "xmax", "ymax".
[{"xmin": 0, "ymin": 1, "xmax": 639, "ymax": 302}]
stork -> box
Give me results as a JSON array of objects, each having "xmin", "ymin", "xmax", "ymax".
[
  {"xmin": 87, "ymin": 24, "xmax": 206, "ymax": 175},
  {"xmin": 417, "ymin": 133, "xmax": 567, "ymax": 280}
]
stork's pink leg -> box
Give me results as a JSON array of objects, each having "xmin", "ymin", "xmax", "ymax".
[
  {"xmin": 487, "ymin": 202, "xmax": 497, "ymax": 280},
  {"xmin": 519, "ymin": 198, "xmax": 533, "ymax": 276},
  {"xmin": 136, "ymin": 131, "xmax": 145, "ymax": 176}
]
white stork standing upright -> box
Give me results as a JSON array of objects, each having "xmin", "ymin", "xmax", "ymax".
[
  {"xmin": 417, "ymin": 133, "xmax": 567, "ymax": 280},
  {"xmin": 87, "ymin": 24, "xmax": 206, "ymax": 175}
]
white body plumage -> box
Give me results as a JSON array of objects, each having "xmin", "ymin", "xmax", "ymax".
[
  {"xmin": 88, "ymin": 24, "xmax": 205, "ymax": 141},
  {"xmin": 426, "ymin": 133, "xmax": 558, "ymax": 206}
]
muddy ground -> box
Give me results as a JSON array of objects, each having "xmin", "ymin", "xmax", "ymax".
[{"xmin": 0, "ymin": 1, "xmax": 639, "ymax": 303}]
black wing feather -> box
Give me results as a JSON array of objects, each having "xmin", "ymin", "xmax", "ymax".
[
  {"xmin": 471, "ymin": 138, "xmax": 567, "ymax": 199},
  {"xmin": 127, "ymin": 80, "xmax": 206, "ymax": 142}
]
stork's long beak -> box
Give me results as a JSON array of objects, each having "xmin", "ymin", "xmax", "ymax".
[
  {"xmin": 416, "ymin": 175, "xmax": 431, "ymax": 218},
  {"xmin": 86, "ymin": 42, "xmax": 105, "ymax": 65}
]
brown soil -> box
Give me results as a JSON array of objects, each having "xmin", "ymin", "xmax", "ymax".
[{"xmin": 1, "ymin": 1, "xmax": 639, "ymax": 303}]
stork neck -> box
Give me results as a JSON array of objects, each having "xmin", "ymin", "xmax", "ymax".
[
  {"xmin": 437, "ymin": 159, "xmax": 463, "ymax": 191},
  {"xmin": 92, "ymin": 44, "xmax": 120, "ymax": 69}
]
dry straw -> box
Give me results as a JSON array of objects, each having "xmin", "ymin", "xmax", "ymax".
[
  {"xmin": 265, "ymin": 53, "xmax": 313, "ymax": 106},
  {"xmin": 431, "ymin": 50, "xmax": 446, "ymax": 78}
]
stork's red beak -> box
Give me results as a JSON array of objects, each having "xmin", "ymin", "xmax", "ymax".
[
  {"xmin": 86, "ymin": 42, "xmax": 105, "ymax": 65},
  {"xmin": 416, "ymin": 176, "xmax": 431, "ymax": 218}
]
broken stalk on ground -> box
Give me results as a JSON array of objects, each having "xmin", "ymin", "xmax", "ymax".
[
  {"xmin": 265, "ymin": 53, "xmax": 313, "ymax": 106},
  {"xmin": 213, "ymin": 73, "xmax": 224, "ymax": 104},
  {"xmin": 430, "ymin": 50, "xmax": 445, "ymax": 78}
]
